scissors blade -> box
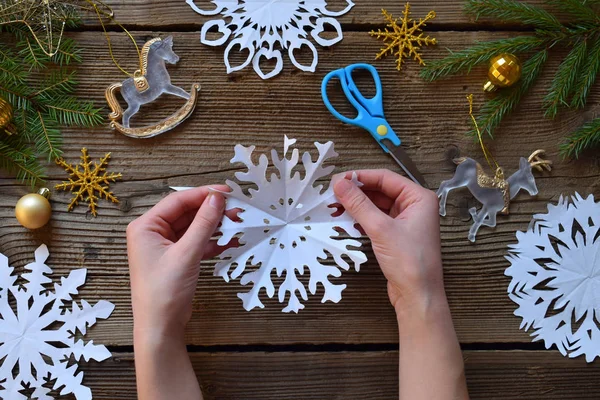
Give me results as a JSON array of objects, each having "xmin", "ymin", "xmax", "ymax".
[{"xmin": 383, "ymin": 142, "xmax": 429, "ymax": 188}]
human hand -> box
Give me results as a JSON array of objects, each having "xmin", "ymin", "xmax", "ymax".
[
  {"xmin": 126, "ymin": 186, "xmax": 227, "ymax": 340},
  {"xmin": 333, "ymin": 169, "xmax": 444, "ymax": 314}
]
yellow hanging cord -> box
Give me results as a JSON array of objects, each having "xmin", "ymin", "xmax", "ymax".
[
  {"xmin": 467, "ymin": 94, "xmax": 500, "ymax": 173},
  {"xmin": 85, "ymin": 0, "xmax": 141, "ymax": 77}
]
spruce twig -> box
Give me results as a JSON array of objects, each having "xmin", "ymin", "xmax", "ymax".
[
  {"xmin": 544, "ymin": 38, "xmax": 588, "ymax": 118},
  {"xmin": 561, "ymin": 117, "xmax": 600, "ymax": 158},
  {"xmin": 421, "ymin": 0, "xmax": 600, "ymax": 156},
  {"xmin": 465, "ymin": 0, "xmax": 563, "ymax": 30},
  {"xmin": 0, "ymin": 15, "xmax": 103, "ymax": 186}
]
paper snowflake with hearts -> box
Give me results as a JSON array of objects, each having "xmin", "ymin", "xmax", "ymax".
[
  {"xmin": 186, "ymin": 0, "xmax": 354, "ymax": 79},
  {"xmin": 0, "ymin": 245, "xmax": 115, "ymax": 399},
  {"xmin": 174, "ymin": 137, "xmax": 367, "ymax": 312},
  {"xmin": 505, "ymin": 193, "xmax": 600, "ymax": 362}
]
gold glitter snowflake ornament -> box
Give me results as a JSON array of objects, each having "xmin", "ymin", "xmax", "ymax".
[
  {"xmin": 370, "ymin": 3, "xmax": 437, "ymax": 71},
  {"xmin": 55, "ymin": 148, "xmax": 122, "ymax": 216}
]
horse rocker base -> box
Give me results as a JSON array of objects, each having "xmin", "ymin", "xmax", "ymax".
[{"xmin": 105, "ymin": 36, "xmax": 200, "ymax": 139}]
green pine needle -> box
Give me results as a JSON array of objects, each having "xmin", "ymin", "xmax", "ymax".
[
  {"xmin": 0, "ymin": 11, "xmax": 103, "ymax": 184},
  {"xmin": 474, "ymin": 50, "xmax": 548, "ymax": 136},
  {"xmin": 465, "ymin": 0, "xmax": 563, "ymax": 30},
  {"xmin": 420, "ymin": 35, "xmax": 546, "ymax": 81},
  {"xmin": 543, "ymin": 38, "xmax": 588, "ymax": 119},
  {"xmin": 423, "ymin": 0, "xmax": 600, "ymax": 155},
  {"xmin": 561, "ymin": 117, "xmax": 600, "ymax": 158},
  {"xmin": 0, "ymin": 137, "xmax": 46, "ymax": 186},
  {"xmin": 571, "ymin": 34, "xmax": 600, "ymax": 108}
]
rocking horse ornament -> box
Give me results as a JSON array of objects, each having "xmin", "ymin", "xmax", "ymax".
[{"xmin": 105, "ymin": 36, "xmax": 200, "ymax": 139}]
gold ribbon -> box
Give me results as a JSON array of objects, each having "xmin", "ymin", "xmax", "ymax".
[{"xmin": 467, "ymin": 94, "xmax": 503, "ymax": 179}]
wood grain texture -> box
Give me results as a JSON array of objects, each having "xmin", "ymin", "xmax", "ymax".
[
  {"xmin": 1, "ymin": 31, "xmax": 599, "ymax": 347},
  {"xmin": 88, "ymin": 0, "xmax": 569, "ymax": 28},
  {"xmin": 68, "ymin": 350, "xmax": 600, "ymax": 399}
]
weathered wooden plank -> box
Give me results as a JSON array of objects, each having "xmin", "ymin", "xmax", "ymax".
[
  {"xmin": 86, "ymin": 0, "xmax": 569, "ymax": 28},
  {"xmin": 72, "ymin": 350, "xmax": 600, "ymax": 399},
  {"xmin": 1, "ymin": 31, "xmax": 599, "ymax": 346}
]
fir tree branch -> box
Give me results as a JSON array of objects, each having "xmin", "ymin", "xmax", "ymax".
[
  {"xmin": 544, "ymin": 38, "xmax": 588, "ymax": 118},
  {"xmin": 474, "ymin": 50, "xmax": 548, "ymax": 136},
  {"xmin": 0, "ymin": 137, "xmax": 46, "ymax": 186},
  {"xmin": 547, "ymin": 0, "xmax": 600, "ymax": 24},
  {"xmin": 571, "ymin": 33, "xmax": 600, "ymax": 108},
  {"xmin": 45, "ymin": 97, "xmax": 103, "ymax": 127},
  {"xmin": 465, "ymin": 0, "xmax": 564, "ymax": 30},
  {"xmin": 31, "ymin": 70, "xmax": 76, "ymax": 97},
  {"xmin": 29, "ymin": 110, "xmax": 62, "ymax": 160},
  {"xmin": 420, "ymin": 35, "xmax": 546, "ymax": 81},
  {"xmin": 561, "ymin": 116, "xmax": 600, "ymax": 158}
]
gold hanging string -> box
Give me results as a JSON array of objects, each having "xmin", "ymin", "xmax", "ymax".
[
  {"xmin": 467, "ymin": 94, "xmax": 500, "ymax": 173},
  {"xmin": 84, "ymin": 0, "xmax": 141, "ymax": 77},
  {"xmin": 0, "ymin": 1, "xmax": 141, "ymax": 77}
]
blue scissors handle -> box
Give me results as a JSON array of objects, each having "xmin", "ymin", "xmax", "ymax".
[{"xmin": 321, "ymin": 63, "xmax": 401, "ymax": 153}]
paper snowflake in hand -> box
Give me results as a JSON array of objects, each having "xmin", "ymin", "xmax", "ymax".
[
  {"xmin": 505, "ymin": 193, "xmax": 600, "ymax": 362},
  {"xmin": 370, "ymin": 4, "xmax": 437, "ymax": 71},
  {"xmin": 174, "ymin": 137, "xmax": 367, "ymax": 312},
  {"xmin": 0, "ymin": 245, "xmax": 115, "ymax": 399},
  {"xmin": 186, "ymin": 0, "xmax": 354, "ymax": 79}
]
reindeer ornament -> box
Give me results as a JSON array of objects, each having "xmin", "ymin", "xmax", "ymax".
[{"xmin": 437, "ymin": 150, "xmax": 552, "ymax": 242}]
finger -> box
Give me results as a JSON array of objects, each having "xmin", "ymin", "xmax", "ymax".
[
  {"xmin": 175, "ymin": 192, "xmax": 226, "ymax": 263},
  {"xmin": 335, "ymin": 169, "xmax": 427, "ymax": 207},
  {"xmin": 173, "ymin": 206, "xmax": 243, "ymax": 240},
  {"xmin": 143, "ymin": 185, "xmax": 229, "ymax": 226},
  {"xmin": 333, "ymin": 178, "xmax": 391, "ymax": 236}
]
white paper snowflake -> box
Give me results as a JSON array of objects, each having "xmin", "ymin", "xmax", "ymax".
[
  {"xmin": 186, "ymin": 0, "xmax": 354, "ymax": 79},
  {"xmin": 0, "ymin": 245, "xmax": 115, "ymax": 399},
  {"xmin": 505, "ymin": 193, "xmax": 600, "ymax": 362},
  {"xmin": 174, "ymin": 136, "xmax": 366, "ymax": 312}
]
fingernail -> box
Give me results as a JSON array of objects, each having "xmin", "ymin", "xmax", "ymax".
[
  {"xmin": 334, "ymin": 179, "xmax": 354, "ymax": 197},
  {"xmin": 208, "ymin": 193, "xmax": 224, "ymax": 210}
]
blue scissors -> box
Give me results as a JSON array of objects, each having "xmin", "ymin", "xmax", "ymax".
[{"xmin": 321, "ymin": 63, "xmax": 427, "ymax": 187}]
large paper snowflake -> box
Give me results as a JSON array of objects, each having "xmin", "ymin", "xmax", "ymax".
[
  {"xmin": 186, "ymin": 0, "xmax": 354, "ymax": 79},
  {"xmin": 0, "ymin": 245, "xmax": 115, "ymax": 399},
  {"xmin": 505, "ymin": 193, "xmax": 600, "ymax": 362},
  {"xmin": 174, "ymin": 137, "xmax": 367, "ymax": 312}
]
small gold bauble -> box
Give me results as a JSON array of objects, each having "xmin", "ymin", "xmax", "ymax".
[
  {"xmin": 0, "ymin": 96, "xmax": 15, "ymax": 135},
  {"xmin": 483, "ymin": 53, "xmax": 522, "ymax": 92},
  {"xmin": 15, "ymin": 188, "xmax": 52, "ymax": 230}
]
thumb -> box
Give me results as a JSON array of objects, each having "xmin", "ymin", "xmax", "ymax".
[
  {"xmin": 176, "ymin": 192, "xmax": 225, "ymax": 263},
  {"xmin": 334, "ymin": 178, "xmax": 389, "ymax": 236}
]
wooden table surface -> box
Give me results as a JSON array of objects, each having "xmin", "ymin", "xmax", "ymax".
[{"xmin": 1, "ymin": 0, "xmax": 600, "ymax": 398}]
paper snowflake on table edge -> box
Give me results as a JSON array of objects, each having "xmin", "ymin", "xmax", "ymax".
[
  {"xmin": 505, "ymin": 193, "xmax": 600, "ymax": 362},
  {"xmin": 370, "ymin": 3, "xmax": 437, "ymax": 71},
  {"xmin": 0, "ymin": 244, "xmax": 115, "ymax": 400},
  {"xmin": 186, "ymin": 0, "xmax": 354, "ymax": 79}
]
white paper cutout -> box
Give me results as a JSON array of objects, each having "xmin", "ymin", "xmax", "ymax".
[
  {"xmin": 174, "ymin": 136, "xmax": 366, "ymax": 312},
  {"xmin": 505, "ymin": 193, "xmax": 600, "ymax": 362},
  {"xmin": 0, "ymin": 245, "xmax": 115, "ymax": 399},
  {"xmin": 186, "ymin": 0, "xmax": 354, "ymax": 79}
]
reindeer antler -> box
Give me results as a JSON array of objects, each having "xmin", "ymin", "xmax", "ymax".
[{"xmin": 528, "ymin": 149, "xmax": 552, "ymax": 172}]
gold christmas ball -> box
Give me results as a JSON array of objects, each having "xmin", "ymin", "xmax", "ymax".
[
  {"xmin": 15, "ymin": 188, "xmax": 52, "ymax": 230},
  {"xmin": 0, "ymin": 96, "xmax": 14, "ymax": 131},
  {"xmin": 483, "ymin": 53, "xmax": 522, "ymax": 92}
]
